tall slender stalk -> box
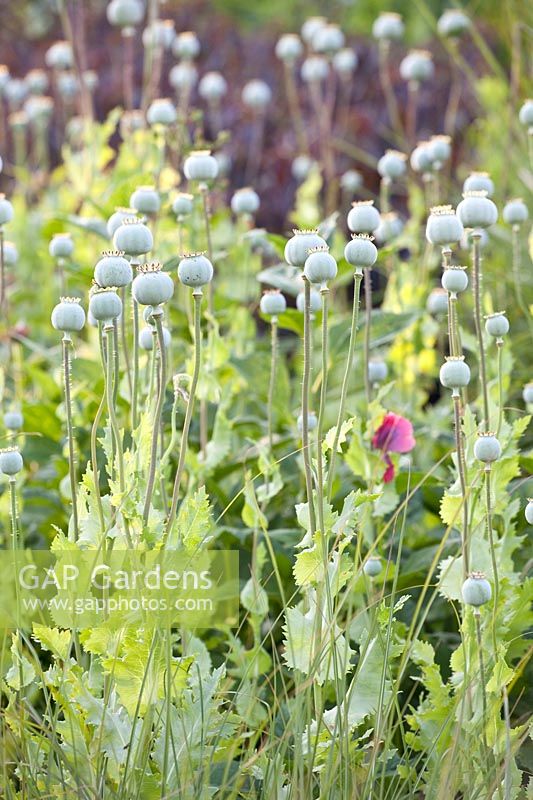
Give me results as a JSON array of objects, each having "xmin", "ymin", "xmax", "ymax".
[
  {"xmin": 283, "ymin": 62, "xmax": 308, "ymax": 154},
  {"xmin": 143, "ymin": 311, "xmax": 168, "ymax": 525},
  {"xmin": 91, "ymin": 323, "xmax": 107, "ymax": 534},
  {"xmin": 363, "ymin": 268, "xmax": 372, "ymax": 405},
  {"xmin": 471, "ymin": 235, "xmax": 490, "ymax": 430},
  {"xmin": 9, "ymin": 478, "xmax": 19, "ymax": 551},
  {"xmin": 132, "ymin": 295, "xmax": 140, "ymax": 431},
  {"xmin": 378, "ymin": 40, "xmax": 402, "ymax": 140},
  {"xmin": 474, "ymin": 611, "xmax": 489, "ymax": 755},
  {"xmin": 301, "ymin": 277, "xmax": 317, "ymax": 536},
  {"xmin": 484, "ymin": 465, "xmax": 500, "ymax": 632},
  {"xmin": 0, "ymin": 226, "xmax": 6, "ymax": 314},
  {"xmin": 453, "ymin": 394, "xmax": 469, "ymax": 577},
  {"xmin": 267, "ymin": 318, "xmax": 279, "ymax": 455},
  {"xmin": 327, "ymin": 271, "xmax": 363, "ymax": 500},
  {"xmin": 123, "ymin": 30, "xmax": 135, "ymax": 111},
  {"xmin": 165, "ymin": 291, "xmax": 203, "ymax": 538},
  {"xmin": 120, "ymin": 286, "xmax": 133, "ymax": 399},
  {"xmin": 316, "ymin": 286, "xmax": 329, "ymax": 537},
  {"xmin": 62, "ymin": 334, "xmax": 79, "ymax": 541},
  {"xmin": 406, "ymin": 81, "xmax": 419, "ymax": 149}
]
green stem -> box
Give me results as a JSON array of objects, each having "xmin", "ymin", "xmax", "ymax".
[
  {"xmin": 267, "ymin": 319, "xmax": 278, "ymax": 455},
  {"xmin": 474, "ymin": 612, "xmax": 489, "ymax": 755},
  {"xmin": 132, "ymin": 296, "xmax": 140, "ymax": 431},
  {"xmin": 327, "ymin": 271, "xmax": 363, "ymax": 500},
  {"xmin": 120, "ymin": 286, "xmax": 133, "ymax": 401},
  {"xmin": 363, "ymin": 267, "xmax": 372, "ymax": 406},
  {"xmin": 62, "ymin": 335, "xmax": 79, "ymax": 541},
  {"xmin": 496, "ymin": 341, "xmax": 504, "ymax": 437},
  {"xmin": 301, "ymin": 278, "xmax": 317, "ymax": 537},
  {"xmin": 453, "ymin": 394, "xmax": 469, "ymax": 577},
  {"xmin": 143, "ymin": 312, "xmax": 168, "ymax": 525},
  {"xmin": 472, "ymin": 236, "xmax": 490, "ymax": 431},
  {"xmin": 484, "ymin": 465, "xmax": 500, "ymax": 645},
  {"xmin": 91, "ymin": 327, "xmax": 107, "ymax": 535},
  {"xmin": 9, "ymin": 478, "xmax": 19, "ymax": 551},
  {"xmin": 165, "ymin": 291, "xmax": 203, "ymax": 538},
  {"xmin": 316, "ymin": 287, "xmax": 329, "ymax": 537},
  {"xmin": 378, "ymin": 40, "xmax": 402, "ymax": 140}
]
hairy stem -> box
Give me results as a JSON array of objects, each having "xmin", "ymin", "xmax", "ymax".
[
  {"xmin": 327, "ymin": 271, "xmax": 363, "ymax": 500},
  {"xmin": 62, "ymin": 335, "xmax": 79, "ymax": 541},
  {"xmin": 165, "ymin": 291, "xmax": 203, "ymax": 538},
  {"xmin": 363, "ymin": 267, "xmax": 372, "ymax": 405},
  {"xmin": 301, "ymin": 277, "xmax": 317, "ymax": 536},
  {"xmin": 143, "ymin": 313, "xmax": 168, "ymax": 525},
  {"xmin": 267, "ymin": 318, "xmax": 278, "ymax": 455},
  {"xmin": 316, "ymin": 287, "xmax": 329, "ymax": 536},
  {"xmin": 472, "ymin": 235, "xmax": 490, "ymax": 430},
  {"xmin": 453, "ymin": 394, "xmax": 469, "ymax": 577}
]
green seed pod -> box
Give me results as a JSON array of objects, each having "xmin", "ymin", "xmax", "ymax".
[
  {"xmin": 363, "ymin": 557, "xmax": 382, "ymax": 578},
  {"xmin": 296, "ymin": 288, "xmax": 321, "ymax": 313},
  {"xmin": 2, "ymin": 241, "xmax": 18, "ymax": 265},
  {"xmin": 297, "ymin": 410, "xmax": 318, "ymax": 432},
  {"xmin": 143, "ymin": 19, "xmax": 175, "ymax": 50},
  {"xmin": 440, "ymin": 356, "xmax": 470, "ymax": 390},
  {"xmin": 275, "ymin": 33, "xmax": 303, "ymax": 64},
  {"xmin": 313, "ymin": 23, "xmax": 345, "ymax": 55},
  {"xmin": 260, "ymin": 289, "xmax": 287, "ymax": 317},
  {"xmin": 49, "ymin": 233, "xmax": 74, "ymax": 259},
  {"xmin": 438, "ymin": 9, "xmax": 470, "ymax": 37},
  {"xmin": 198, "ymin": 71, "xmax": 227, "ymax": 102},
  {"xmin": 441, "ymin": 266, "xmax": 468, "ymax": 295},
  {"xmin": 132, "ymin": 262, "xmax": 174, "ymax": 305},
  {"xmin": 485, "ymin": 312, "xmax": 509, "ymax": 338},
  {"xmin": 426, "ymin": 205, "xmax": 464, "ymax": 245},
  {"xmin": 130, "ymin": 185, "xmax": 160, "ymax": 215},
  {"xmin": 347, "ymin": 200, "xmax": 381, "ymax": 234},
  {"xmin": 25, "ymin": 68, "xmax": 49, "ymax": 95},
  {"xmin": 113, "ymin": 217, "xmax": 153, "ymax": 256},
  {"xmin": 89, "ymin": 288, "xmax": 122, "ymax": 322},
  {"xmin": 284, "ymin": 229, "xmax": 327, "ymax": 267},
  {"xmin": 45, "ymin": 40, "xmax": 73, "ymax": 71},
  {"xmin": 0, "ymin": 193, "xmax": 14, "ymax": 225},
  {"xmin": 169, "ymin": 62, "xmax": 198, "ymax": 91},
  {"xmin": 140, "ymin": 325, "xmax": 171, "ymax": 350},
  {"xmin": 525, "ymin": 499, "xmax": 533, "ymax": 525},
  {"xmin": 177, "ymin": 252, "xmax": 214, "ymax": 287},
  {"xmin": 377, "ymin": 150, "xmax": 407, "ymax": 180},
  {"xmin": 333, "ymin": 48, "xmax": 358, "ymax": 77},
  {"xmin": 456, "ymin": 191, "xmax": 498, "ymax": 229},
  {"xmin": 518, "ymin": 99, "xmax": 533, "ymax": 127},
  {"xmin": 4, "ymin": 411, "xmax": 23, "ymax": 430},
  {"xmin": 172, "ymin": 31, "xmax": 200, "ymax": 60},
  {"xmin": 57, "ymin": 72, "xmax": 79, "ymax": 100},
  {"xmin": 463, "ymin": 172, "xmax": 494, "ymax": 197},
  {"xmin": 375, "ymin": 212, "xmax": 404, "ymax": 245},
  {"xmin": 147, "ymin": 97, "xmax": 177, "ymax": 126},
  {"xmin": 107, "ymin": 0, "xmax": 144, "ymax": 29},
  {"xmin": 340, "ymin": 169, "xmax": 363, "ymax": 193},
  {"xmin": 461, "ymin": 227, "xmax": 489, "ymax": 251},
  {"xmin": 426, "ymin": 288, "xmax": 449, "ymax": 316},
  {"xmin": 304, "ymin": 246, "xmax": 337, "ymax": 287},
  {"xmin": 301, "ymin": 56, "xmax": 329, "ymax": 84},
  {"xmin": 372, "ymin": 12, "xmax": 404, "ymax": 41},
  {"xmin": 474, "ymin": 433, "xmax": 501, "ymax": 463},
  {"xmin": 94, "ymin": 250, "xmax": 133, "ymax": 288},
  {"xmin": 523, "ymin": 382, "xmax": 533, "ymax": 405},
  {"xmin": 242, "ymin": 80, "xmax": 272, "ymax": 110},
  {"xmin": 368, "ymin": 359, "xmax": 388, "ymax": 384},
  {"xmin": 400, "ymin": 50, "xmax": 434, "ymax": 83},
  {"xmin": 461, "ymin": 573, "xmax": 492, "ymax": 606},
  {"xmin": 301, "ymin": 16, "xmax": 327, "ymax": 44},
  {"xmin": 51, "ymin": 297, "xmax": 86, "ymax": 332},
  {"xmin": 184, "ymin": 149, "xmax": 218, "ymax": 182},
  {"xmin": 344, "ymin": 234, "xmax": 378, "ymax": 269},
  {"xmin": 410, "ymin": 141, "xmax": 434, "ymax": 173},
  {"xmin": 0, "ymin": 447, "xmax": 23, "ymax": 476},
  {"xmin": 231, "ymin": 187, "xmax": 260, "ymax": 216},
  {"xmin": 172, "ymin": 193, "xmax": 194, "ymax": 217},
  {"xmin": 502, "ymin": 198, "xmax": 528, "ymax": 225},
  {"xmin": 427, "ymin": 135, "xmax": 451, "ymax": 166},
  {"xmin": 107, "ymin": 207, "xmax": 137, "ymax": 239},
  {"xmin": 291, "ymin": 154, "xmax": 315, "ymax": 182}
]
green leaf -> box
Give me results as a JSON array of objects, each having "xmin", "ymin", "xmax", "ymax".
[{"xmin": 32, "ymin": 624, "xmax": 72, "ymax": 661}]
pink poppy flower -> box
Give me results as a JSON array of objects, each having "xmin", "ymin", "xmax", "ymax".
[{"xmin": 372, "ymin": 412, "xmax": 416, "ymax": 483}]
